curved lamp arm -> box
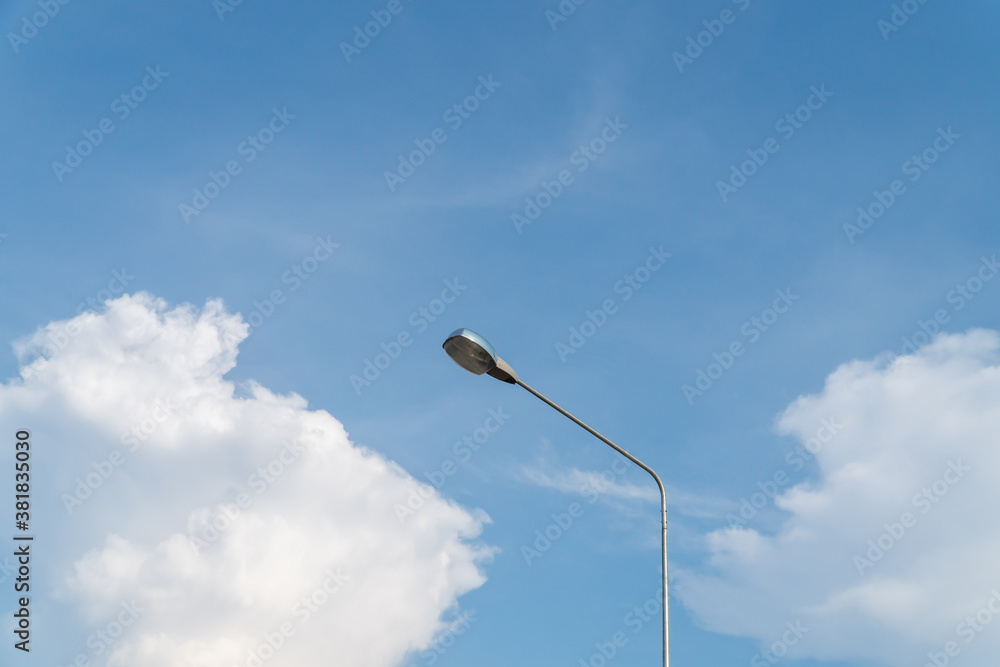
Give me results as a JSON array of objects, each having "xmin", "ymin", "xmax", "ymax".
[
  {"xmin": 440, "ymin": 328, "xmax": 670, "ymax": 667},
  {"xmin": 514, "ymin": 378, "xmax": 670, "ymax": 667}
]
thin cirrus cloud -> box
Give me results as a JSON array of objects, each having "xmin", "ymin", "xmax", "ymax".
[
  {"xmin": 674, "ymin": 329, "xmax": 1000, "ymax": 666},
  {"xmin": 2, "ymin": 292, "xmax": 493, "ymax": 667},
  {"xmin": 518, "ymin": 448, "xmax": 739, "ymax": 520},
  {"xmin": 519, "ymin": 459, "xmax": 659, "ymax": 503}
]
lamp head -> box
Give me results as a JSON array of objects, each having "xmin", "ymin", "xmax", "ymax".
[{"xmin": 442, "ymin": 329, "xmax": 519, "ymax": 384}]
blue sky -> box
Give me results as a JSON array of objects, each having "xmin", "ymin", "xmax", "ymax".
[{"xmin": 2, "ymin": 1, "xmax": 1000, "ymax": 666}]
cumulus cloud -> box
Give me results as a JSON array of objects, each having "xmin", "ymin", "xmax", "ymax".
[
  {"xmin": 675, "ymin": 330, "xmax": 1000, "ymax": 666},
  {"xmin": 2, "ymin": 293, "xmax": 492, "ymax": 667}
]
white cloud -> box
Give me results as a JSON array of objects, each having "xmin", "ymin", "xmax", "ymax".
[
  {"xmin": 516, "ymin": 441, "xmax": 659, "ymax": 505},
  {"xmin": 520, "ymin": 461, "xmax": 659, "ymax": 503},
  {"xmin": 2, "ymin": 293, "xmax": 493, "ymax": 667},
  {"xmin": 675, "ymin": 330, "xmax": 1000, "ymax": 666},
  {"xmin": 518, "ymin": 444, "xmax": 735, "ymax": 521}
]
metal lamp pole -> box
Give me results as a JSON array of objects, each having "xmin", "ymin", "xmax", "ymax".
[{"xmin": 442, "ymin": 329, "xmax": 670, "ymax": 667}]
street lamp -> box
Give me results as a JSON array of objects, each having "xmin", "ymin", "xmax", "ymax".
[{"xmin": 442, "ymin": 328, "xmax": 671, "ymax": 667}]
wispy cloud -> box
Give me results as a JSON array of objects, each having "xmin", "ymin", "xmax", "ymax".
[
  {"xmin": 517, "ymin": 448, "xmax": 736, "ymax": 522},
  {"xmin": 520, "ymin": 462, "xmax": 659, "ymax": 501}
]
